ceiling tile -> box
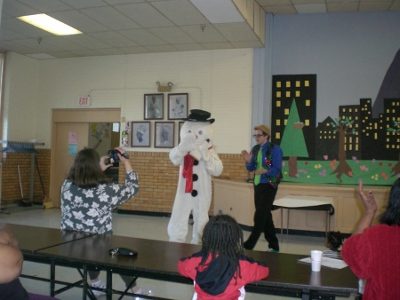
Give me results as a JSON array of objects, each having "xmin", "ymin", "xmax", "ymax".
[
  {"xmin": 327, "ymin": 1, "xmax": 358, "ymax": 12},
  {"xmin": 2, "ymin": 18, "xmax": 53, "ymax": 38},
  {"xmin": 152, "ymin": 0, "xmax": 209, "ymax": 26},
  {"xmin": 17, "ymin": 0, "xmax": 71, "ymax": 12},
  {"xmin": 174, "ymin": 43, "xmax": 205, "ymax": 51},
  {"xmin": 256, "ymin": 0, "xmax": 292, "ymax": 5},
  {"xmin": 291, "ymin": 0, "xmax": 325, "ymax": 4},
  {"xmin": 390, "ymin": 0, "xmax": 400, "ymax": 10},
  {"xmin": 145, "ymin": 44, "xmax": 177, "ymax": 53},
  {"xmin": 25, "ymin": 53, "xmax": 57, "ymax": 59},
  {"xmin": 214, "ymin": 22, "xmax": 257, "ymax": 42},
  {"xmin": 2, "ymin": 0, "xmax": 38, "ymax": 17},
  {"xmin": 80, "ymin": 6, "xmax": 140, "ymax": 30},
  {"xmin": 50, "ymin": 10, "xmax": 108, "ymax": 33},
  {"xmin": 115, "ymin": 2, "xmax": 174, "ymax": 27},
  {"xmin": 59, "ymin": 0, "xmax": 107, "ymax": 9},
  {"xmin": 201, "ymin": 42, "xmax": 233, "ymax": 50},
  {"xmin": 294, "ymin": 3, "xmax": 327, "ymax": 13},
  {"xmin": 181, "ymin": 24, "xmax": 227, "ymax": 43},
  {"xmin": 88, "ymin": 31, "xmax": 138, "ymax": 47},
  {"xmin": 148, "ymin": 27, "xmax": 194, "ymax": 44},
  {"xmin": 62, "ymin": 35, "xmax": 111, "ymax": 49},
  {"xmin": 103, "ymin": 0, "xmax": 143, "ymax": 4},
  {"xmin": 231, "ymin": 40, "xmax": 263, "ymax": 49},
  {"xmin": 359, "ymin": 1, "xmax": 392, "ymax": 11},
  {"xmin": 119, "ymin": 28, "xmax": 165, "ymax": 46}
]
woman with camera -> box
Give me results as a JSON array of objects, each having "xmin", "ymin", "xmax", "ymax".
[{"xmin": 60, "ymin": 147, "xmax": 139, "ymax": 296}]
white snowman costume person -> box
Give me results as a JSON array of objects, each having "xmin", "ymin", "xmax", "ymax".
[{"xmin": 168, "ymin": 109, "xmax": 223, "ymax": 244}]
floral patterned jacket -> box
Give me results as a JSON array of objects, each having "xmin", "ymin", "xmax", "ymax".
[{"xmin": 60, "ymin": 171, "xmax": 139, "ymax": 234}]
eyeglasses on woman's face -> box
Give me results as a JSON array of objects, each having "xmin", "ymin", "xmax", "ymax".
[{"xmin": 252, "ymin": 134, "xmax": 265, "ymax": 138}]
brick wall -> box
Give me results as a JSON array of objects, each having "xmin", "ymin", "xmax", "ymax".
[
  {"xmin": 119, "ymin": 152, "xmax": 248, "ymax": 212},
  {"xmin": 1, "ymin": 149, "xmax": 51, "ymax": 204},
  {"xmin": 0, "ymin": 149, "xmax": 247, "ymax": 211}
]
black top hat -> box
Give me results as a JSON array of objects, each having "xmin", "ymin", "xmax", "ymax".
[{"xmin": 186, "ymin": 109, "xmax": 215, "ymax": 123}]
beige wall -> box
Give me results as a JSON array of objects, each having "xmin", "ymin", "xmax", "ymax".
[
  {"xmin": 4, "ymin": 49, "xmax": 254, "ymax": 153},
  {"xmin": 3, "ymin": 53, "xmax": 39, "ymax": 142}
]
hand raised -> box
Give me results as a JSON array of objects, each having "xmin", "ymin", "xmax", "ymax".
[{"xmin": 358, "ymin": 180, "xmax": 377, "ymax": 214}]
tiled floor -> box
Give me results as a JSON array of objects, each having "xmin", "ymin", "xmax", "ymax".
[{"xmin": 0, "ymin": 206, "xmax": 355, "ymax": 300}]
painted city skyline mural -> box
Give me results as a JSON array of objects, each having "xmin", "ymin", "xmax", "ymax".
[{"xmin": 270, "ymin": 50, "xmax": 400, "ymax": 186}]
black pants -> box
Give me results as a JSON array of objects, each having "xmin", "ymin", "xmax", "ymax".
[{"xmin": 244, "ymin": 183, "xmax": 279, "ymax": 251}]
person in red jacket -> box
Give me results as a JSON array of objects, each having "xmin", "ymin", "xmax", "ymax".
[
  {"xmin": 178, "ymin": 214, "xmax": 269, "ymax": 299},
  {"xmin": 342, "ymin": 179, "xmax": 400, "ymax": 300}
]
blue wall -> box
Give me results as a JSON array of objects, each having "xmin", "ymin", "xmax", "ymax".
[{"xmin": 265, "ymin": 11, "xmax": 400, "ymax": 122}]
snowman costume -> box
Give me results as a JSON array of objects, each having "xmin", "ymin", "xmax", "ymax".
[{"xmin": 168, "ymin": 109, "xmax": 223, "ymax": 244}]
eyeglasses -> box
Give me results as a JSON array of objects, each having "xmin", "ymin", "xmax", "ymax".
[{"xmin": 252, "ymin": 134, "xmax": 265, "ymax": 138}]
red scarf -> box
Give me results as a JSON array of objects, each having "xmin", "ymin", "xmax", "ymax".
[{"xmin": 182, "ymin": 154, "xmax": 194, "ymax": 193}]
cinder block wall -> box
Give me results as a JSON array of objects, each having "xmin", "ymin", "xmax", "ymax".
[
  {"xmin": 0, "ymin": 150, "xmax": 247, "ymax": 212},
  {"xmin": 119, "ymin": 152, "xmax": 248, "ymax": 213},
  {"xmin": 1, "ymin": 149, "xmax": 51, "ymax": 204}
]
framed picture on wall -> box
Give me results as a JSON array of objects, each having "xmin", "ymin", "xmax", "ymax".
[
  {"xmin": 178, "ymin": 121, "xmax": 185, "ymax": 144},
  {"xmin": 131, "ymin": 121, "xmax": 151, "ymax": 147},
  {"xmin": 155, "ymin": 122, "xmax": 175, "ymax": 148},
  {"xmin": 168, "ymin": 93, "xmax": 188, "ymax": 120},
  {"xmin": 144, "ymin": 93, "xmax": 164, "ymax": 120}
]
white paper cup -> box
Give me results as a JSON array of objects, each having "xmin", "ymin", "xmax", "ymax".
[
  {"xmin": 310, "ymin": 250, "xmax": 323, "ymax": 261},
  {"xmin": 311, "ymin": 259, "xmax": 322, "ymax": 272},
  {"xmin": 310, "ymin": 250, "xmax": 323, "ymax": 272}
]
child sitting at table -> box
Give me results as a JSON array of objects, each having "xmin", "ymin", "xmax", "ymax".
[{"xmin": 178, "ymin": 214, "xmax": 269, "ymax": 299}]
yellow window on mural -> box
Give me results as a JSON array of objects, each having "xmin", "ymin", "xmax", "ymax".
[
  {"xmin": 276, "ymin": 81, "xmax": 281, "ymax": 88},
  {"xmin": 284, "ymin": 108, "xmax": 289, "ymax": 115},
  {"xmin": 305, "ymin": 119, "xmax": 310, "ymax": 126},
  {"xmin": 295, "ymin": 90, "xmax": 300, "ymax": 97},
  {"xmin": 296, "ymin": 81, "xmax": 300, "ymax": 87},
  {"xmin": 286, "ymin": 91, "xmax": 291, "ymax": 97},
  {"xmin": 286, "ymin": 81, "xmax": 291, "ymax": 88},
  {"xmin": 304, "ymin": 80, "xmax": 309, "ymax": 87},
  {"xmin": 305, "ymin": 99, "xmax": 310, "ymax": 106},
  {"xmin": 275, "ymin": 132, "xmax": 281, "ymax": 139},
  {"xmin": 276, "ymin": 91, "xmax": 281, "ymax": 97},
  {"xmin": 276, "ymin": 119, "xmax": 281, "ymax": 126},
  {"xmin": 284, "ymin": 119, "xmax": 288, "ymax": 125},
  {"xmin": 276, "ymin": 100, "xmax": 281, "ymax": 107}
]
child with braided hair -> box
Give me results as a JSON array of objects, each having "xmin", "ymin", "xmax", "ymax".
[{"xmin": 178, "ymin": 215, "xmax": 269, "ymax": 299}]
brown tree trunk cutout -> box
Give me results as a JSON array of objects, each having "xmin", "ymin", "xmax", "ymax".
[
  {"xmin": 392, "ymin": 153, "xmax": 400, "ymax": 176},
  {"xmin": 332, "ymin": 125, "xmax": 353, "ymax": 183},
  {"xmin": 288, "ymin": 156, "xmax": 297, "ymax": 177}
]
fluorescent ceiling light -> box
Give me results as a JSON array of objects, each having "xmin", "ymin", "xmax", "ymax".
[{"xmin": 18, "ymin": 14, "xmax": 82, "ymax": 36}]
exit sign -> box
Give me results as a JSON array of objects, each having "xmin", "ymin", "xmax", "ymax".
[{"xmin": 79, "ymin": 96, "xmax": 91, "ymax": 107}]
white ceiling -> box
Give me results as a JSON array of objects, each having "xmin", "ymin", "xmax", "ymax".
[{"xmin": 0, "ymin": 0, "xmax": 399, "ymax": 60}]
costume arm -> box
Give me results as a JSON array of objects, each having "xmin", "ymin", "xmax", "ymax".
[
  {"xmin": 202, "ymin": 148, "xmax": 223, "ymax": 176},
  {"xmin": 170, "ymin": 134, "xmax": 196, "ymax": 166},
  {"xmin": 0, "ymin": 228, "xmax": 24, "ymax": 283},
  {"xmin": 169, "ymin": 145, "xmax": 186, "ymax": 166}
]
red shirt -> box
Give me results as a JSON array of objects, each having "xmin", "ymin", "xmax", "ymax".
[
  {"xmin": 178, "ymin": 253, "xmax": 269, "ymax": 300},
  {"xmin": 342, "ymin": 224, "xmax": 400, "ymax": 300}
]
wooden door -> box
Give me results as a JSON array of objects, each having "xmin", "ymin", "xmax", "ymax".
[
  {"xmin": 49, "ymin": 109, "xmax": 120, "ymax": 207},
  {"xmin": 50, "ymin": 123, "xmax": 88, "ymax": 206}
]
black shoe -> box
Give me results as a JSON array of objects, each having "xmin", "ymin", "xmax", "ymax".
[
  {"xmin": 243, "ymin": 241, "xmax": 253, "ymax": 250},
  {"xmin": 268, "ymin": 243, "xmax": 279, "ymax": 252}
]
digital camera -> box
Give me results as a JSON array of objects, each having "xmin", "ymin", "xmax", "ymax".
[{"xmin": 105, "ymin": 149, "xmax": 129, "ymax": 165}]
